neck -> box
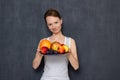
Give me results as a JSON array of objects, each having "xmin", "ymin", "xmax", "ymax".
[
  {"xmin": 51, "ymin": 31, "xmax": 65, "ymax": 42},
  {"xmin": 52, "ymin": 31, "xmax": 63, "ymax": 38}
]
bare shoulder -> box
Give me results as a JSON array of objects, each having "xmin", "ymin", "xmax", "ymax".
[{"xmin": 69, "ymin": 37, "xmax": 76, "ymax": 43}]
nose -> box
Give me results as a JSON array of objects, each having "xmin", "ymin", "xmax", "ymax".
[{"xmin": 51, "ymin": 24, "xmax": 56, "ymax": 28}]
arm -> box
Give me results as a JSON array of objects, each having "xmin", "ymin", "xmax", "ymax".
[
  {"xmin": 32, "ymin": 41, "xmax": 43, "ymax": 70},
  {"xmin": 67, "ymin": 38, "xmax": 79, "ymax": 70}
]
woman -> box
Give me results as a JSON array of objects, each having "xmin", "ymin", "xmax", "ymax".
[{"xmin": 32, "ymin": 8, "xmax": 79, "ymax": 80}]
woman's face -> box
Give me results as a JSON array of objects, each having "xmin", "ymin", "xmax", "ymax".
[{"xmin": 46, "ymin": 16, "xmax": 62, "ymax": 34}]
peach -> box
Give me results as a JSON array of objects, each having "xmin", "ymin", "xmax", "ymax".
[{"xmin": 58, "ymin": 45, "xmax": 65, "ymax": 54}]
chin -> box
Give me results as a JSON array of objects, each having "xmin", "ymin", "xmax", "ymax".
[
  {"xmin": 53, "ymin": 31, "xmax": 60, "ymax": 34},
  {"xmin": 52, "ymin": 31, "xmax": 60, "ymax": 34}
]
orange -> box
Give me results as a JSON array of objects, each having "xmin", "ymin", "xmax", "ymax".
[{"xmin": 39, "ymin": 39, "xmax": 51, "ymax": 50}]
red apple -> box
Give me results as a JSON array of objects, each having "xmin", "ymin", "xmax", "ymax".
[{"xmin": 40, "ymin": 47, "xmax": 49, "ymax": 55}]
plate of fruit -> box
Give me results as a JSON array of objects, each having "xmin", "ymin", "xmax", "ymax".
[{"xmin": 39, "ymin": 39, "xmax": 69, "ymax": 55}]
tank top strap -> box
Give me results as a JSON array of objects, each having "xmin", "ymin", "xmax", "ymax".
[{"xmin": 65, "ymin": 37, "xmax": 71, "ymax": 48}]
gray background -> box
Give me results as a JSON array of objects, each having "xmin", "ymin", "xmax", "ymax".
[{"xmin": 0, "ymin": 0, "xmax": 120, "ymax": 80}]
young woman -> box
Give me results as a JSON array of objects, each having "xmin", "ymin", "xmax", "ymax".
[{"xmin": 32, "ymin": 9, "xmax": 79, "ymax": 80}]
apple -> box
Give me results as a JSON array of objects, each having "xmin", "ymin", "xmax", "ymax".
[
  {"xmin": 63, "ymin": 44, "xmax": 69, "ymax": 53},
  {"xmin": 40, "ymin": 47, "xmax": 49, "ymax": 55},
  {"xmin": 51, "ymin": 42, "xmax": 61, "ymax": 51}
]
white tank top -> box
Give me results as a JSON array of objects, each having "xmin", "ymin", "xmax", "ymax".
[{"xmin": 40, "ymin": 37, "xmax": 70, "ymax": 80}]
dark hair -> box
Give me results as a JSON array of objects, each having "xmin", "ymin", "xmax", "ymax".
[{"xmin": 44, "ymin": 9, "xmax": 61, "ymax": 22}]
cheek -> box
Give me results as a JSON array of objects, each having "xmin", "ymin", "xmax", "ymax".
[
  {"xmin": 58, "ymin": 23, "xmax": 62, "ymax": 28},
  {"xmin": 48, "ymin": 27, "xmax": 52, "ymax": 30},
  {"xmin": 48, "ymin": 26, "xmax": 54, "ymax": 32}
]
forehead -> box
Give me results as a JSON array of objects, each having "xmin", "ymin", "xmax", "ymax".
[{"xmin": 46, "ymin": 16, "xmax": 60, "ymax": 23}]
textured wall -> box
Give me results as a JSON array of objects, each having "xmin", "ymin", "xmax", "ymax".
[{"xmin": 0, "ymin": 0, "xmax": 120, "ymax": 80}]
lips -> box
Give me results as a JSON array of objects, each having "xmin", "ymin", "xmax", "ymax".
[
  {"xmin": 52, "ymin": 28, "xmax": 58, "ymax": 31},
  {"xmin": 51, "ymin": 29, "xmax": 59, "ymax": 33}
]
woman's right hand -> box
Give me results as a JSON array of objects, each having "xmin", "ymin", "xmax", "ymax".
[{"xmin": 36, "ymin": 48, "xmax": 43, "ymax": 56}]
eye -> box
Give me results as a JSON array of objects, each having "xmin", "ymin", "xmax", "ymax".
[
  {"xmin": 48, "ymin": 23, "xmax": 52, "ymax": 26},
  {"xmin": 55, "ymin": 21, "xmax": 58, "ymax": 24}
]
